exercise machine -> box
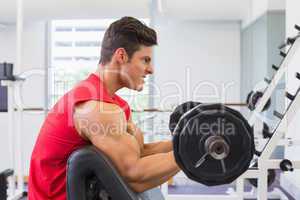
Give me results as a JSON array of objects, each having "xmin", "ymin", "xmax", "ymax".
[{"xmin": 0, "ymin": 62, "xmax": 26, "ymax": 200}]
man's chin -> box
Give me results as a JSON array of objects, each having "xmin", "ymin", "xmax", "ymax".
[
  {"xmin": 136, "ymin": 85, "xmax": 143, "ymax": 91},
  {"xmin": 126, "ymin": 84, "xmax": 143, "ymax": 91},
  {"xmin": 135, "ymin": 83, "xmax": 144, "ymax": 91}
]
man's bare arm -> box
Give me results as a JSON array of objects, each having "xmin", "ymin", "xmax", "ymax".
[
  {"xmin": 73, "ymin": 101, "xmax": 180, "ymax": 192},
  {"xmin": 129, "ymin": 153, "xmax": 179, "ymax": 192},
  {"xmin": 142, "ymin": 141, "xmax": 173, "ymax": 157}
]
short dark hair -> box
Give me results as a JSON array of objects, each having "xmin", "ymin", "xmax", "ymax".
[{"xmin": 99, "ymin": 16, "xmax": 157, "ymax": 65}]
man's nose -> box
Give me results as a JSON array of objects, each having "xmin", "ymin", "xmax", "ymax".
[{"xmin": 146, "ymin": 65, "xmax": 154, "ymax": 74}]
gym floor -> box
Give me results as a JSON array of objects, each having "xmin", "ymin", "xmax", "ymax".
[{"xmin": 20, "ymin": 172, "xmax": 295, "ymax": 200}]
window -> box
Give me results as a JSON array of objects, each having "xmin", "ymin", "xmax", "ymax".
[
  {"xmin": 53, "ymin": 57, "xmax": 73, "ymax": 61},
  {"xmin": 55, "ymin": 27, "xmax": 72, "ymax": 32},
  {"xmin": 48, "ymin": 19, "xmax": 152, "ymax": 126},
  {"xmin": 74, "ymin": 41, "xmax": 101, "ymax": 47},
  {"xmin": 55, "ymin": 41, "xmax": 73, "ymax": 47},
  {"xmin": 75, "ymin": 27, "xmax": 104, "ymax": 32}
]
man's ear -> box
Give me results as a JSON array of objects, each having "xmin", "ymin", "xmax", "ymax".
[{"xmin": 114, "ymin": 48, "xmax": 129, "ymax": 64}]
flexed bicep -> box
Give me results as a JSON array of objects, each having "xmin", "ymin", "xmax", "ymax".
[{"xmin": 73, "ymin": 100, "xmax": 142, "ymax": 181}]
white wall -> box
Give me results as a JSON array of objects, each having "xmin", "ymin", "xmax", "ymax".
[
  {"xmin": 252, "ymin": 0, "xmax": 269, "ymax": 21},
  {"xmin": 268, "ymin": 0, "xmax": 285, "ymax": 10},
  {"xmin": 153, "ymin": 19, "xmax": 241, "ymax": 109},
  {"xmin": 242, "ymin": 0, "xmax": 285, "ymax": 28},
  {"xmin": 0, "ymin": 21, "xmax": 46, "ymax": 174}
]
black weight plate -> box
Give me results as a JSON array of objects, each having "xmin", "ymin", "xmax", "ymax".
[
  {"xmin": 246, "ymin": 91, "xmax": 271, "ymax": 111},
  {"xmin": 175, "ymin": 103, "xmax": 253, "ymax": 183},
  {"xmin": 180, "ymin": 111, "xmax": 251, "ymax": 181},
  {"xmin": 174, "ymin": 104, "xmax": 254, "ymax": 186}
]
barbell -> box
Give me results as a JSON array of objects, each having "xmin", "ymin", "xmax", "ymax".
[{"xmin": 169, "ymin": 102, "xmax": 255, "ymax": 186}]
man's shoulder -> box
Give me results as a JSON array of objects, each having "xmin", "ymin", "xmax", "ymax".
[
  {"xmin": 114, "ymin": 94, "xmax": 130, "ymax": 108},
  {"xmin": 73, "ymin": 100, "xmax": 127, "ymax": 141},
  {"xmin": 75, "ymin": 100, "xmax": 124, "ymax": 114}
]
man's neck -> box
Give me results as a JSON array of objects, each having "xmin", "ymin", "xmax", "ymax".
[{"xmin": 94, "ymin": 65, "xmax": 123, "ymax": 97}]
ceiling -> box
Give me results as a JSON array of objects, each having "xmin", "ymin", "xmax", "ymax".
[
  {"xmin": 0, "ymin": 0, "xmax": 150, "ymax": 24},
  {"xmin": 0, "ymin": 0, "xmax": 250, "ymax": 24},
  {"xmin": 163, "ymin": 0, "xmax": 249, "ymax": 21}
]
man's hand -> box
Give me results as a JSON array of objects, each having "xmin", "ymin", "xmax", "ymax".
[{"xmin": 143, "ymin": 141, "xmax": 173, "ymax": 157}]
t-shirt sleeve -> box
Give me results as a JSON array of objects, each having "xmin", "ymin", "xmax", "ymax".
[{"xmin": 114, "ymin": 95, "xmax": 131, "ymax": 121}]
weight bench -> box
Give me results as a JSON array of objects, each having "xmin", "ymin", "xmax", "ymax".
[{"xmin": 67, "ymin": 146, "xmax": 140, "ymax": 200}]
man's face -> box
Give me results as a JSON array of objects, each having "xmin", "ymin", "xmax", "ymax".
[{"xmin": 120, "ymin": 46, "xmax": 154, "ymax": 91}]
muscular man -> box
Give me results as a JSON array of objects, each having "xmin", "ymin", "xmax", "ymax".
[{"xmin": 28, "ymin": 17, "xmax": 180, "ymax": 200}]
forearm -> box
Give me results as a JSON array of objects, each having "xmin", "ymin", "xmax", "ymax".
[
  {"xmin": 127, "ymin": 151, "xmax": 179, "ymax": 184},
  {"xmin": 142, "ymin": 140, "xmax": 173, "ymax": 157},
  {"xmin": 128, "ymin": 151, "xmax": 180, "ymax": 193},
  {"xmin": 129, "ymin": 167, "xmax": 179, "ymax": 193}
]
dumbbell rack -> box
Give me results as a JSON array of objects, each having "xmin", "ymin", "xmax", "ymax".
[
  {"xmin": 236, "ymin": 25, "xmax": 300, "ymax": 200},
  {"xmin": 0, "ymin": 78, "xmax": 26, "ymax": 200}
]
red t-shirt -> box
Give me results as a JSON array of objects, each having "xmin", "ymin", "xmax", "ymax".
[{"xmin": 28, "ymin": 73, "xmax": 131, "ymax": 200}]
